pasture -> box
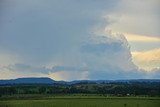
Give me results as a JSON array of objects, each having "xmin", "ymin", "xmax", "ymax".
[{"xmin": 0, "ymin": 97, "xmax": 159, "ymax": 107}]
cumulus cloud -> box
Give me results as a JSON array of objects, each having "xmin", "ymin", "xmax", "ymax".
[
  {"xmin": 0, "ymin": 32, "xmax": 144, "ymax": 80},
  {"xmin": 124, "ymin": 34, "xmax": 160, "ymax": 42},
  {"xmin": 100, "ymin": 0, "xmax": 160, "ymax": 61},
  {"xmin": 0, "ymin": 0, "xmax": 159, "ymax": 80},
  {"xmin": 104, "ymin": 0, "xmax": 160, "ymax": 37},
  {"xmin": 132, "ymin": 48, "xmax": 160, "ymax": 71}
]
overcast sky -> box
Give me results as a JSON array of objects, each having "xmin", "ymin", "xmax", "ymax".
[{"xmin": 0, "ymin": 0, "xmax": 159, "ymax": 80}]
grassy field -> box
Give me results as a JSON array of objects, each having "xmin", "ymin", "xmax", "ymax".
[{"xmin": 0, "ymin": 96, "xmax": 159, "ymax": 107}]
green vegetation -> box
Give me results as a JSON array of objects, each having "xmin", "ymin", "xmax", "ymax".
[
  {"xmin": 0, "ymin": 82, "xmax": 159, "ymax": 97},
  {"xmin": 0, "ymin": 82, "xmax": 159, "ymax": 107},
  {"xmin": 0, "ymin": 96, "xmax": 159, "ymax": 107}
]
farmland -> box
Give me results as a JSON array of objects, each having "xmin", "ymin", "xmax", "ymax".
[
  {"xmin": 0, "ymin": 96, "xmax": 159, "ymax": 107},
  {"xmin": 0, "ymin": 79, "xmax": 159, "ymax": 107}
]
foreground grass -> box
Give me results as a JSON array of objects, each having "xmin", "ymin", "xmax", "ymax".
[{"xmin": 0, "ymin": 96, "xmax": 159, "ymax": 107}]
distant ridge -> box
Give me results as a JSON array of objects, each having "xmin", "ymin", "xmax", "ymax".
[
  {"xmin": 0, "ymin": 77, "xmax": 55, "ymax": 84},
  {"xmin": 0, "ymin": 77, "xmax": 160, "ymax": 85}
]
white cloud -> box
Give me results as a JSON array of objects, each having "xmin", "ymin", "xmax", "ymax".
[
  {"xmin": 104, "ymin": 0, "xmax": 160, "ymax": 37},
  {"xmin": 100, "ymin": 0, "xmax": 160, "ymax": 53},
  {"xmin": 0, "ymin": 65, "xmax": 47, "ymax": 80},
  {"xmin": 124, "ymin": 33, "xmax": 160, "ymax": 42},
  {"xmin": 132, "ymin": 48, "xmax": 160, "ymax": 71},
  {"xmin": 0, "ymin": 0, "xmax": 159, "ymax": 80},
  {"xmin": 0, "ymin": 32, "xmax": 142, "ymax": 80},
  {"xmin": 49, "ymin": 71, "xmax": 89, "ymax": 81}
]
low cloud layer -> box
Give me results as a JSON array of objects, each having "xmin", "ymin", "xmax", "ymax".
[{"xmin": 0, "ymin": 32, "xmax": 155, "ymax": 80}]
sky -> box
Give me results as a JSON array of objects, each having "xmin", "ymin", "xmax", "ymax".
[{"xmin": 0, "ymin": 0, "xmax": 160, "ymax": 80}]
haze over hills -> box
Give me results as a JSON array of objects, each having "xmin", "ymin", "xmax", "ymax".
[
  {"xmin": 0, "ymin": 77, "xmax": 159, "ymax": 97},
  {"xmin": 0, "ymin": 77, "xmax": 160, "ymax": 85}
]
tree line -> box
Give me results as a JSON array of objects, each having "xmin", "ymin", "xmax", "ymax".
[{"xmin": 0, "ymin": 82, "xmax": 159, "ymax": 97}]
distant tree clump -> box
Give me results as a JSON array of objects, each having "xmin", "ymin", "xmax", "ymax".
[{"xmin": 0, "ymin": 82, "xmax": 159, "ymax": 96}]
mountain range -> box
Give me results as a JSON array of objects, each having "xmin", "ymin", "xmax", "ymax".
[{"xmin": 0, "ymin": 77, "xmax": 160, "ymax": 85}]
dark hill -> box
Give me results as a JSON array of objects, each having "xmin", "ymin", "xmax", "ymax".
[
  {"xmin": 0, "ymin": 77, "xmax": 160, "ymax": 85},
  {"xmin": 0, "ymin": 77, "xmax": 55, "ymax": 84}
]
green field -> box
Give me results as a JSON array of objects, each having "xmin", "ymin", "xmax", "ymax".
[{"xmin": 0, "ymin": 97, "xmax": 159, "ymax": 107}]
